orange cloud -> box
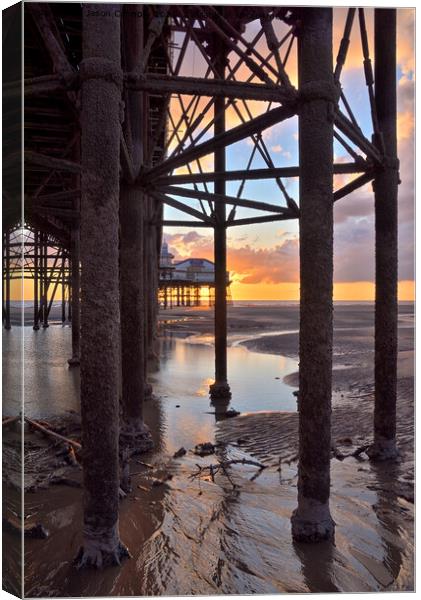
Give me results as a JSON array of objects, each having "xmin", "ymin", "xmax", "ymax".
[
  {"xmin": 398, "ymin": 110, "xmax": 414, "ymax": 141},
  {"xmin": 396, "ymin": 9, "xmax": 415, "ymax": 77},
  {"xmin": 163, "ymin": 230, "xmax": 299, "ymax": 285}
]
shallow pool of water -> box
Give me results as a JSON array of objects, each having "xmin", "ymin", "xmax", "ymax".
[
  {"xmin": 3, "ymin": 324, "xmax": 413, "ymax": 595},
  {"xmin": 150, "ymin": 331, "xmax": 298, "ymax": 453},
  {"xmin": 3, "ymin": 326, "xmax": 298, "ymax": 455}
]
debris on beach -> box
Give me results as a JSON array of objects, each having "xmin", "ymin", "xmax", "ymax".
[
  {"xmin": 173, "ymin": 447, "xmax": 187, "ymax": 458},
  {"xmin": 336, "ymin": 437, "xmax": 353, "ymax": 446},
  {"xmin": 3, "ymin": 516, "xmax": 49, "ymax": 539},
  {"xmin": 193, "ymin": 442, "xmax": 215, "ymax": 456},
  {"xmin": 135, "ymin": 460, "xmax": 154, "ymax": 469},
  {"xmin": 49, "ymin": 476, "xmax": 82, "ymax": 488},
  {"xmin": 225, "ymin": 408, "xmax": 240, "ymax": 418},
  {"xmin": 236, "ymin": 438, "xmax": 248, "ymax": 445},
  {"xmin": 152, "ymin": 474, "xmax": 173, "ymax": 487},
  {"xmin": 205, "ymin": 408, "xmax": 240, "ymax": 418},
  {"xmin": 190, "ymin": 458, "xmax": 266, "ymax": 489}
]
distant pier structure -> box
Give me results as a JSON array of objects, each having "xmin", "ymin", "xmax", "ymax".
[{"xmin": 159, "ymin": 241, "xmax": 231, "ymax": 308}]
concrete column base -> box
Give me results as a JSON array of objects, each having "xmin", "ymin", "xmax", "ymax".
[
  {"xmin": 74, "ymin": 523, "xmax": 130, "ymax": 569},
  {"xmin": 367, "ymin": 437, "xmax": 399, "ymax": 461},
  {"xmin": 209, "ymin": 380, "xmax": 231, "ymax": 400},
  {"xmin": 291, "ymin": 497, "xmax": 335, "ymax": 543}
]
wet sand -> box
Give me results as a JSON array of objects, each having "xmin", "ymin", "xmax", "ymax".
[{"xmin": 2, "ymin": 303, "xmax": 414, "ymax": 595}]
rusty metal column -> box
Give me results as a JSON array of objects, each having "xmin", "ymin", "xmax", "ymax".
[
  {"xmin": 67, "ymin": 269, "xmax": 72, "ymax": 322},
  {"xmin": 147, "ymin": 219, "xmax": 160, "ymax": 363},
  {"xmin": 61, "ymin": 256, "xmax": 66, "ymax": 324},
  {"xmin": 76, "ymin": 4, "xmax": 128, "ymax": 568},
  {"xmin": 68, "ymin": 227, "xmax": 80, "ymax": 366},
  {"xmin": 42, "ymin": 233, "xmax": 49, "ymax": 328},
  {"xmin": 33, "ymin": 230, "xmax": 39, "ymax": 330},
  {"xmin": 210, "ymin": 31, "xmax": 231, "ymax": 401},
  {"xmin": 4, "ymin": 230, "xmax": 11, "ymax": 330},
  {"xmin": 142, "ymin": 196, "xmax": 151, "ymax": 393},
  {"xmin": 368, "ymin": 9, "xmax": 399, "ymax": 461},
  {"xmin": 291, "ymin": 8, "xmax": 335, "ymax": 542},
  {"xmin": 119, "ymin": 5, "xmax": 152, "ymax": 450},
  {"xmin": 120, "ymin": 184, "xmax": 151, "ymax": 443},
  {"xmin": 39, "ymin": 232, "xmax": 45, "ymax": 326}
]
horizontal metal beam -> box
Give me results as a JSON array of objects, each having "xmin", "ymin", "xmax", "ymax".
[
  {"xmin": 3, "ymin": 74, "xmax": 68, "ymax": 99},
  {"xmin": 162, "ymin": 220, "xmax": 214, "ymax": 228},
  {"xmin": 227, "ymin": 213, "xmax": 297, "ymax": 227},
  {"xmin": 155, "ymin": 161, "xmax": 370, "ymax": 186},
  {"xmin": 30, "ymin": 206, "xmax": 79, "ymax": 219},
  {"xmin": 141, "ymin": 102, "xmax": 297, "ymax": 181},
  {"xmin": 159, "ymin": 185, "xmax": 289, "ymax": 214},
  {"xmin": 125, "ymin": 72, "xmax": 293, "ymax": 103}
]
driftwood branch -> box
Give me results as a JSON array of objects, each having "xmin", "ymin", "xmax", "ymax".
[
  {"xmin": 2, "ymin": 416, "xmax": 19, "ymax": 427},
  {"xmin": 190, "ymin": 458, "xmax": 266, "ymax": 489},
  {"xmin": 24, "ymin": 417, "xmax": 82, "ymax": 451}
]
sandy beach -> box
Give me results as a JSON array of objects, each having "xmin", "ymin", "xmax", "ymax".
[{"xmin": 2, "ymin": 302, "xmax": 414, "ymax": 594}]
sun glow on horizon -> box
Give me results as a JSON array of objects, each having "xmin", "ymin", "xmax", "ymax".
[
  {"xmin": 13, "ymin": 278, "xmax": 415, "ymax": 303},
  {"xmin": 230, "ymin": 280, "xmax": 414, "ymax": 302}
]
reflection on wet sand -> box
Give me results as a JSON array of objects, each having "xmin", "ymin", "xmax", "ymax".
[
  {"xmin": 293, "ymin": 540, "xmax": 337, "ymax": 593},
  {"xmin": 369, "ymin": 462, "xmax": 414, "ymax": 589},
  {"xmin": 2, "ymin": 305, "xmax": 414, "ymax": 594}
]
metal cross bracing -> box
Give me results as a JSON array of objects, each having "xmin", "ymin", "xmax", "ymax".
[
  {"xmin": 2, "ymin": 224, "xmax": 70, "ymax": 329},
  {"xmin": 3, "ymin": 5, "xmax": 385, "ymax": 233},
  {"xmin": 3, "ymin": 5, "xmax": 390, "ymax": 347}
]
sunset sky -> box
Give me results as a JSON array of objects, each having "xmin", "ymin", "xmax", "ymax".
[
  {"xmin": 161, "ymin": 7, "xmax": 415, "ymax": 302},
  {"xmin": 17, "ymin": 6, "xmax": 414, "ymax": 303}
]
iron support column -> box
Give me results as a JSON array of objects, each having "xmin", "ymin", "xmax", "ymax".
[
  {"xmin": 119, "ymin": 5, "xmax": 152, "ymax": 449},
  {"xmin": 68, "ymin": 227, "xmax": 80, "ymax": 366},
  {"xmin": 61, "ymin": 256, "xmax": 66, "ymax": 324},
  {"xmin": 369, "ymin": 9, "xmax": 399, "ymax": 460},
  {"xmin": 33, "ymin": 230, "xmax": 39, "ymax": 330},
  {"xmin": 291, "ymin": 8, "xmax": 335, "ymax": 542},
  {"xmin": 147, "ymin": 218, "xmax": 160, "ymax": 363},
  {"xmin": 42, "ymin": 233, "xmax": 49, "ymax": 328},
  {"xmin": 210, "ymin": 31, "xmax": 231, "ymax": 401},
  {"xmin": 39, "ymin": 233, "xmax": 45, "ymax": 326},
  {"xmin": 4, "ymin": 230, "xmax": 11, "ymax": 330},
  {"xmin": 120, "ymin": 184, "xmax": 151, "ymax": 445},
  {"xmin": 76, "ymin": 4, "xmax": 127, "ymax": 568}
]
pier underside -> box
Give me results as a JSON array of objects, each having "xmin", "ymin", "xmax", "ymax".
[{"xmin": 2, "ymin": 2, "xmax": 402, "ymax": 576}]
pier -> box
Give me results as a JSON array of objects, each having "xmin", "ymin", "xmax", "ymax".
[{"xmin": 2, "ymin": 3, "xmax": 401, "ymax": 570}]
